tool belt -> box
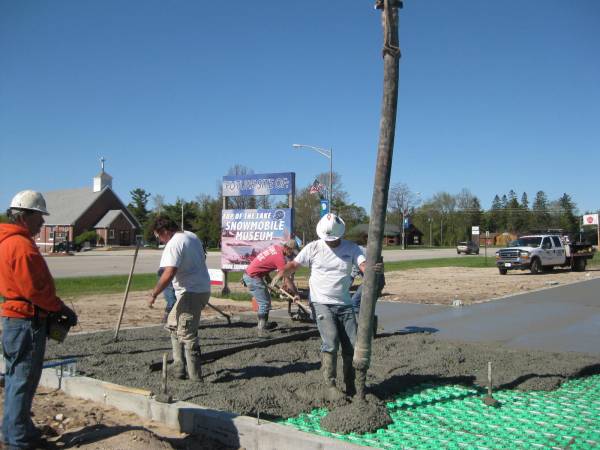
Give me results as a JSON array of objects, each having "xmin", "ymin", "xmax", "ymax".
[{"xmin": 2, "ymin": 297, "xmax": 45, "ymax": 326}]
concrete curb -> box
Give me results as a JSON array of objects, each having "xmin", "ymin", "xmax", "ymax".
[{"xmin": 38, "ymin": 367, "xmax": 365, "ymax": 450}]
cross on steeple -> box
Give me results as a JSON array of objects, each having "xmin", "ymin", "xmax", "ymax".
[{"xmin": 100, "ymin": 156, "xmax": 106, "ymax": 172}]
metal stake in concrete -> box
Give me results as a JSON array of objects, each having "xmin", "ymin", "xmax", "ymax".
[
  {"xmin": 155, "ymin": 352, "xmax": 172, "ymax": 404},
  {"xmin": 483, "ymin": 361, "xmax": 499, "ymax": 407}
]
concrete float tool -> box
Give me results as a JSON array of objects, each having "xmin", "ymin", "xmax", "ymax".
[
  {"xmin": 206, "ymin": 302, "xmax": 233, "ymax": 324},
  {"xmin": 113, "ymin": 243, "xmax": 140, "ymax": 342}
]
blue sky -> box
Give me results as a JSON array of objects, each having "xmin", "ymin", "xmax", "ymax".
[{"xmin": 1, "ymin": 0, "xmax": 598, "ymax": 214}]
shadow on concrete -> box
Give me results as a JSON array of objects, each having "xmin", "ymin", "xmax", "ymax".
[
  {"xmin": 210, "ymin": 361, "xmax": 320, "ymax": 384},
  {"xmin": 376, "ymin": 326, "xmax": 439, "ymax": 338},
  {"xmin": 497, "ymin": 363, "xmax": 600, "ymax": 390},
  {"xmin": 370, "ymin": 374, "xmax": 476, "ymax": 401}
]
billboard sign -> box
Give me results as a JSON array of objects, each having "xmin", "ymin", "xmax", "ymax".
[
  {"xmin": 583, "ymin": 213, "xmax": 599, "ymax": 225},
  {"xmin": 221, "ymin": 208, "xmax": 292, "ymax": 271},
  {"xmin": 222, "ymin": 172, "xmax": 294, "ymax": 197}
]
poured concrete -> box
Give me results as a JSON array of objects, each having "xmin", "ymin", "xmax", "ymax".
[
  {"xmin": 3, "ymin": 278, "xmax": 599, "ymax": 444},
  {"xmin": 373, "ymin": 277, "xmax": 600, "ymax": 354}
]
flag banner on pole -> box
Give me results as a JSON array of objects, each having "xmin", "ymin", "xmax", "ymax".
[
  {"xmin": 309, "ymin": 179, "xmax": 326, "ymax": 195},
  {"xmin": 583, "ymin": 213, "xmax": 599, "ymax": 225}
]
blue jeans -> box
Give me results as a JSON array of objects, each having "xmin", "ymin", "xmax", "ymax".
[
  {"xmin": 351, "ymin": 284, "xmax": 363, "ymax": 316},
  {"xmin": 2, "ymin": 317, "xmax": 47, "ymax": 449},
  {"xmin": 163, "ymin": 284, "xmax": 177, "ymax": 313},
  {"xmin": 242, "ymin": 274, "xmax": 271, "ymax": 315},
  {"xmin": 312, "ymin": 303, "xmax": 357, "ymax": 358}
]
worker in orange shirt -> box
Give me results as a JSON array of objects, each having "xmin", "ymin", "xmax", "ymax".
[{"xmin": 0, "ymin": 190, "xmax": 77, "ymax": 449}]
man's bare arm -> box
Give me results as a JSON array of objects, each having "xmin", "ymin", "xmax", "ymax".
[{"xmin": 148, "ymin": 266, "xmax": 178, "ymax": 307}]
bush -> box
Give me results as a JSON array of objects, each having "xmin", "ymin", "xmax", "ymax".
[{"xmin": 75, "ymin": 230, "xmax": 98, "ymax": 246}]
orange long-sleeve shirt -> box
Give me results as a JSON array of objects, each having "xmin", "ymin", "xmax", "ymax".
[{"xmin": 0, "ymin": 223, "xmax": 64, "ymax": 319}]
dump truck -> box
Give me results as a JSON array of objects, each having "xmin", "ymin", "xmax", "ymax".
[{"xmin": 495, "ymin": 234, "xmax": 595, "ymax": 275}]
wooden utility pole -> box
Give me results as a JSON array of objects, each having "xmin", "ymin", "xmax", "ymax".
[{"xmin": 353, "ymin": 0, "xmax": 402, "ymax": 399}]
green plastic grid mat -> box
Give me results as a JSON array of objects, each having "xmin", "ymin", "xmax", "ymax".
[{"xmin": 281, "ymin": 375, "xmax": 600, "ymax": 449}]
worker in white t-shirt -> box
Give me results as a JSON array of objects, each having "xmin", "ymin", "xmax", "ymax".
[
  {"xmin": 148, "ymin": 216, "xmax": 211, "ymax": 382},
  {"xmin": 276, "ymin": 213, "xmax": 365, "ymax": 399}
]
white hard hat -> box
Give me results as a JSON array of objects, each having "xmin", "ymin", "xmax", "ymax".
[
  {"xmin": 316, "ymin": 214, "xmax": 345, "ymax": 241},
  {"xmin": 10, "ymin": 190, "xmax": 49, "ymax": 215}
]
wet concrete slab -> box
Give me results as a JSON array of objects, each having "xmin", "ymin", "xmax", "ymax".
[{"xmin": 374, "ymin": 277, "xmax": 600, "ymax": 355}]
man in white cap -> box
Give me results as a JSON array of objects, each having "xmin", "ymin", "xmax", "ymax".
[
  {"xmin": 0, "ymin": 190, "xmax": 77, "ymax": 449},
  {"xmin": 277, "ymin": 213, "xmax": 365, "ymax": 399}
]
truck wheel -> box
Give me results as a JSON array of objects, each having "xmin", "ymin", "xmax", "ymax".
[
  {"xmin": 530, "ymin": 258, "xmax": 542, "ymax": 274},
  {"xmin": 498, "ymin": 268, "xmax": 508, "ymax": 275},
  {"xmin": 573, "ymin": 258, "xmax": 587, "ymax": 272}
]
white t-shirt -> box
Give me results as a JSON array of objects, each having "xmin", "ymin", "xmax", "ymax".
[
  {"xmin": 294, "ymin": 239, "xmax": 366, "ymax": 305},
  {"xmin": 159, "ymin": 231, "xmax": 210, "ymax": 296}
]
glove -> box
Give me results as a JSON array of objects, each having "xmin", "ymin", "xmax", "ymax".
[
  {"xmin": 60, "ymin": 305, "xmax": 78, "ymax": 327},
  {"xmin": 270, "ymin": 273, "xmax": 283, "ymax": 288}
]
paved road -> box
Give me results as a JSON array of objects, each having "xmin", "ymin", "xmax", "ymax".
[
  {"xmin": 374, "ymin": 277, "xmax": 600, "ymax": 355},
  {"xmin": 45, "ymin": 247, "xmax": 482, "ymax": 278}
]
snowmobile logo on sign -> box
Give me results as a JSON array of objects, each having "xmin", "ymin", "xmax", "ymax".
[
  {"xmin": 221, "ymin": 209, "xmax": 292, "ymax": 270},
  {"xmin": 583, "ymin": 214, "xmax": 599, "ymax": 225}
]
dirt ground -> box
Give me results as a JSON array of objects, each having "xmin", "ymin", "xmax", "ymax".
[{"xmin": 1, "ymin": 266, "xmax": 599, "ymax": 449}]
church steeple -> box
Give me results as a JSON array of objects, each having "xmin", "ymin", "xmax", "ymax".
[{"xmin": 93, "ymin": 156, "xmax": 113, "ymax": 192}]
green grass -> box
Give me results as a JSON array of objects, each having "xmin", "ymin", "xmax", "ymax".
[
  {"xmin": 52, "ymin": 249, "xmax": 598, "ymax": 299},
  {"xmin": 383, "ymin": 256, "xmax": 497, "ymax": 271},
  {"xmin": 55, "ymin": 274, "xmax": 158, "ymax": 298}
]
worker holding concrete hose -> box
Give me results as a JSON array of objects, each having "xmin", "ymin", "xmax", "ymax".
[
  {"xmin": 148, "ymin": 216, "xmax": 210, "ymax": 382},
  {"xmin": 242, "ymin": 239, "xmax": 300, "ymax": 335},
  {"xmin": 0, "ymin": 190, "xmax": 78, "ymax": 449},
  {"xmin": 276, "ymin": 213, "xmax": 374, "ymax": 400}
]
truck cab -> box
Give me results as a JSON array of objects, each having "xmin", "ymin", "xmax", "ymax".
[
  {"xmin": 496, "ymin": 234, "xmax": 565, "ymax": 274},
  {"xmin": 495, "ymin": 233, "xmax": 592, "ymax": 274}
]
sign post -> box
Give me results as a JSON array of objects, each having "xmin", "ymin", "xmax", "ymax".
[
  {"xmin": 582, "ymin": 213, "xmax": 599, "ymax": 249},
  {"xmin": 485, "ymin": 230, "xmax": 490, "ymax": 265},
  {"xmin": 320, "ymin": 199, "xmax": 329, "ymax": 217},
  {"xmin": 472, "ymin": 225, "xmax": 480, "ymax": 248}
]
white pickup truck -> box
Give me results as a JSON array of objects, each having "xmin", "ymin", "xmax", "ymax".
[{"xmin": 495, "ymin": 234, "xmax": 595, "ymax": 275}]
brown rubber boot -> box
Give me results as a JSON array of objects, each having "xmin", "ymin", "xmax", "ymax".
[
  {"xmin": 321, "ymin": 352, "xmax": 344, "ymax": 401},
  {"xmin": 342, "ymin": 355, "xmax": 356, "ymax": 397},
  {"xmin": 170, "ymin": 335, "xmax": 186, "ymax": 379},
  {"xmin": 184, "ymin": 343, "xmax": 203, "ymax": 382}
]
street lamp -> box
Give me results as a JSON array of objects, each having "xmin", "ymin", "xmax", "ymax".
[{"xmin": 292, "ymin": 143, "xmax": 333, "ymax": 205}]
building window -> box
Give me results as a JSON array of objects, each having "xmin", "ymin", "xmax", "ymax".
[
  {"xmin": 109, "ymin": 229, "xmax": 115, "ymax": 239},
  {"xmin": 49, "ymin": 231, "xmax": 54, "ymax": 240}
]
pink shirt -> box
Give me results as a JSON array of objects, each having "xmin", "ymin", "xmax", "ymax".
[{"xmin": 246, "ymin": 245, "xmax": 286, "ymax": 278}]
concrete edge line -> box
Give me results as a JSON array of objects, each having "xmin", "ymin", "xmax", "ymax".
[{"xmin": 38, "ymin": 368, "xmax": 366, "ymax": 450}]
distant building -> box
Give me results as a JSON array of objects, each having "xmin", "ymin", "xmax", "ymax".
[
  {"xmin": 348, "ymin": 223, "xmax": 424, "ymax": 246},
  {"xmin": 35, "ymin": 160, "xmax": 140, "ymax": 251}
]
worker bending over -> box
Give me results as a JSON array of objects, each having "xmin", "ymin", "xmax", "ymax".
[
  {"xmin": 243, "ymin": 239, "xmax": 299, "ymax": 334},
  {"xmin": 277, "ymin": 214, "xmax": 368, "ymax": 399},
  {"xmin": 0, "ymin": 190, "xmax": 77, "ymax": 449},
  {"xmin": 149, "ymin": 216, "xmax": 210, "ymax": 382}
]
